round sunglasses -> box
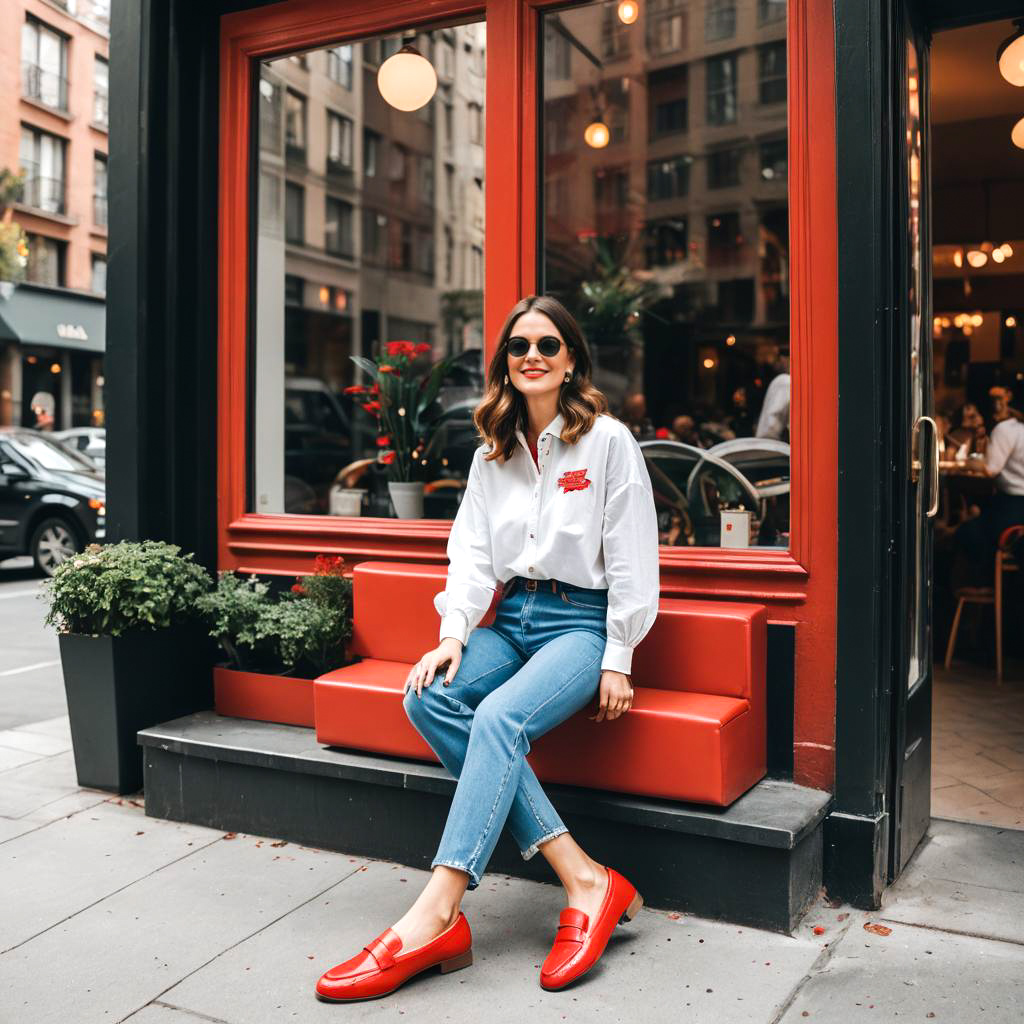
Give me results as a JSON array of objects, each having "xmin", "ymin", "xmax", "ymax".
[{"xmin": 506, "ymin": 335, "xmax": 565, "ymax": 358}]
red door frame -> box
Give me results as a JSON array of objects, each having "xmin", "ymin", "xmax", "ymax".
[{"xmin": 217, "ymin": 0, "xmax": 838, "ymax": 789}]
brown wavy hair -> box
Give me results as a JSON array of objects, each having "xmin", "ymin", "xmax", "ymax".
[{"xmin": 474, "ymin": 295, "xmax": 608, "ymax": 462}]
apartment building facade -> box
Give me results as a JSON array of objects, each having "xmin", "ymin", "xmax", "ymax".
[{"xmin": 0, "ymin": 0, "xmax": 109, "ymax": 430}]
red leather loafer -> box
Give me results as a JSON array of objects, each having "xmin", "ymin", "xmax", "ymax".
[
  {"xmin": 539, "ymin": 867, "xmax": 642, "ymax": 991},
  {"xmin": 315, "ymin": 911, "xmax": 473, "ymax": 1002}
]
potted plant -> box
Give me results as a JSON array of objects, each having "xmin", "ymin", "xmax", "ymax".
[
  {"xmin": 199, "ymin": 554, "xmax": 354, "ymax": 727},
  {"xmin": 41, "ymin": 540, "xmax": 215, "ymax": 794},
  {"xmin": 348, "ymin": 341, "xmax": 453, "ymax": 518}
]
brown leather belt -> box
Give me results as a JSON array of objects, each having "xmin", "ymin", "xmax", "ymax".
[{"xmin": 504, "ymin": 576, "xmax": 558, "ymax": 596}]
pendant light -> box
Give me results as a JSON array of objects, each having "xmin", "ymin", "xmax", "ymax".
[
  {"xmin": 1013, "ymin": 115, "xmax": 1024, "ymax": 150},
  {"xmin": 377, "ymin": 41, "xmax": 438, "ymax": 112},
  {"xmin": 617, "ymin": 0, "xmax": 639, "ymax": 25},
  {"xmin": 584, "ymin": 118, "xmax": 610, "ymax": 148},
  {"xmin": 997, "ymin": 19, "xmax": 1024, "ymax": 87}
]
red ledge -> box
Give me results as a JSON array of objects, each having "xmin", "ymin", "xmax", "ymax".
[{"xmin": 213, "ymin": 666, "xmax": 316, "ymax": 727}]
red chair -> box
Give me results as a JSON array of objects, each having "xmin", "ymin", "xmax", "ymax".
[{"xmin": 314, "ymin": 562, "xmax": 768, "ymax": 807}]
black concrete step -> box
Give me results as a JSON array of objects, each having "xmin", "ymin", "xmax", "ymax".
[{"xmin": 139, "ymin": 711, "xmax": 832, "ymax": 933}]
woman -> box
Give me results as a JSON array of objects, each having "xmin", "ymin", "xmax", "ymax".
[{"xmin": 315, "ymin": 295, "xmax": 660, "ymax": 1001}]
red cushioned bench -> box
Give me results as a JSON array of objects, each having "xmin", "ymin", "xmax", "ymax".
[{"xmin": 314, "ymin": 562, "xmax": 767, "ymax": 806}]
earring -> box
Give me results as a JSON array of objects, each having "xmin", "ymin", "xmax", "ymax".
[
  {"xmin": 503, "ymin": 374, "xmax": 509, "ymax": 385},
  {"xmin": 564, "ymin": 371, "xmax": 572, "ymax": 383}
]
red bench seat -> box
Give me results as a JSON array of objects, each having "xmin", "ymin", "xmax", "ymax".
[{"xmin": 314, "ymin": 562, "xmax": 767, "ymax": 806}]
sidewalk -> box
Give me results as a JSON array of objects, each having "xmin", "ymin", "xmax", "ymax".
[{"xmin": 1, "ymin": 716, "xmax": 1021, "ymax": 1023}]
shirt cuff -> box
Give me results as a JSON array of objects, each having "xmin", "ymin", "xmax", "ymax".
[
  {"xmin": 439, "ymin": 612, "xmax": 469, "ymax": 647},
  {"xmin": 601, "ymin": 640, "xmax": 633, "ymax": 675}
]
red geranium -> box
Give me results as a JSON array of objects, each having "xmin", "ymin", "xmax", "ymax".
[
  {"xmin": 290, "ymin": 582, "xmax": 305, "ymax": 594},
  {"xmin": 343, "ymin": 385, "xmax": 366, "ymax": 395},
  {"xmin": 376, "ymin": 435, "xmax": 391, "ymax": 447},
  {"xmin": 363, "ymin": 401, "xmax": 381, "ymax": 414},
  {"xmin": 386, "ymin": 340, "xmax": 418, "ymax": 358},
  {"xmin": 312, "ymin": 554, "xmax": 347, "ymax": 577},
  {"xmin": 414, "ymin": 342, "xmax": 431, "ymax": 355},
  {"xmin": 378, "ymin": 364, "xmax": 397, "ymax": 374},
  {"xmin": 655, "ymin": 427, "xmax": 671, "ymax": 440},
  {"xmin": 379, "ymin": 451, "xmax": 396, "ymax": 465}
]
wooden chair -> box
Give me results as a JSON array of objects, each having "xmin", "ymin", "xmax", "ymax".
[{"xmin": 945, "ymin": 524, "xmax": 1024, "ymax": 684}]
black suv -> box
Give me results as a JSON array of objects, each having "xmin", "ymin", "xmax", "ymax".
[{"xmin": 0, "ymin": 427, "xmax": 106, "ymax": 576}]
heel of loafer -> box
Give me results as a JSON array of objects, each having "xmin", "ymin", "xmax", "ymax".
[
  {"xmin": 439, "ymin": 948, "xmax": 473, "ymax": 974},
  {"xmin": 619, "ymin": 892, "xmax": 643, "ymax": 924}
]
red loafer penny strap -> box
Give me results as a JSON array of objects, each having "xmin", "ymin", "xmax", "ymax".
[
  {"xmin": 556, "ymin": 907, "xmax": 589, "ymax": 944},
  {"xmin": 362, "ymin": 929, "xmax": 402, "ymax": 971}
]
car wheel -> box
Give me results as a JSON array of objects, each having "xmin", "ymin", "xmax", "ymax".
[{"xmin": 30, "ymin": 517, "xmax": 82, "ymax": 577}]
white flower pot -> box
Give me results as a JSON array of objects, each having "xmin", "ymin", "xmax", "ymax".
[
  {"xmin": 329, "ymin": 486, "xmax": 366, "ymax": 517},
  {"xmin": 388, "ymin": 480, "xmax": 425, "ymax": 519}
]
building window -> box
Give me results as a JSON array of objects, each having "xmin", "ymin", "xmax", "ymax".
[
  {"xmin": 759, "ymin": 137, "xmax": 787, "ymax": 182},
  {"xmin": 25, "ymin": 234, "xmax": 65, "ymax": 286},
  {"xmin": 18, "ymin": 125, "xmax": 67, "ymax": 215},
  {"xmin": 649, "ymin": 65, "xmax": 689, "ymax": 139},
  {"xmin": 468, "ymin": 102, "xmax": 483, "ymax": 145},
  {"xmin": 759, "ymin": 42, "xmax": 787, "ymax": 105},
  {"xmin": 646, "ymin": 0, "xmax": 687, "ymax": 56},
  {"xmin": 600, "ymin": 5, "xmax": 630, "ymax": 60},
  {"xmin": 21, "ymin": 17, "xmax": 68, "ymax": 112},
  {"xmin": 643, "ymin": 218, "xmax": 688, "ymax": 267},
  {"xmin": 706, "ymin": 54, "xmax": 738, "ymax": 125},
  {"xmin": 285, "ymin": 90, "xmax": 307, "ymax": 162},
  {"xmin": 653, "ymin": 98, "xmax": 687, "ymax": 138},
  {"xmin": 419, "ymin": 155, "xmax": 435, "ymax": 205},
  {"xmin": 324, "ymin": 196, "xmax": 354, "ymax": 257},
  {"xmin": 284, "ymin": 182, "xmax": 304, "ymax": 244},
  {"xmin": 707, "ymin": 146, "xmax": 742, "ymax": 189},
  {"xmin": 284, "ymin": 274, "xmax": 304, "ymax": 306},
  {"xmin": 593, "ymin": 167, "xmax": 629, "ymax": 208},
  {"xmin": 364, "ymin": 129, "xmax": 380, "ymax": 177},
  {"xmin": 544, "ymin": 21, "xmax": 571, "ymax": 78},
  {"xmin": 758, "ymin": 0, "xmax": 786, "ymax": 25},
  {"xmin": 707, "ymin": 211, "xmax": 743, "ymax": 266},
  {"xmin": 444, "ymin": 226, "xmax": 454, "ymax": 282},
  {"xmin": 93, "ymin": 154, "xmax": 108, "ymax": 226},
  {"xmin": 362, "ymin": 208, "xmax": 388, "ymax": 265},
  {"xmin": 705, "ymin": 0, "xmax": 736, "ymax": 42},
  {"xmin": 647, "ymin": 155, "xmax": 690, "ymax": 200},
  {"xmin": 90, "ymin": 254, "xmax": 107, "ymax": 295},
  {"xmin": 326, "ymin": 44, "xmax": 353, "ymax": 88},
  {"xmin": 93, "ymin": 56, "xmax": 109, "ymax": 128},
  {"xmin": 326, "ymin": 111, "xmax": 353, "ymax": 171}
]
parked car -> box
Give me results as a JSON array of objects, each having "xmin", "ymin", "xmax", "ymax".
[
  {"xmin": 0, "ymin": 428, "xmax": 107, "ymax": 575},
  {"xmin": 54, "ymin": 427, "xmax": 107, "ymax": 470}
]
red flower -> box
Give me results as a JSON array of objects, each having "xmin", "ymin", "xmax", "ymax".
[
  {"xmin": 376, "ymin": 435, "xmax": 391, "ymax": 447},
  {"xmin": 414, "ymin": 342, "xmax": 431, "ymax": 355},
  {"xmin": 378, "ymin": 364, "xmax": 397, "ymax": 374},
  {"xmin": 655, "ymin": 427, "xmax": 671, "ymax": 440},
  {"xmin": 379, "ymin": 451, "xmax": 396, "ymax": 465},
  {"xmin": 312, "ymin": 554, "xmax": 346, "ymax": 577},
  {"xmin": 386, "ymin": 340, "xmax": 417, "ymax": 358},
  {"xmin": 290, "ymin": 583, "xmax": 305, "ymax": 594},
  {"xmin": 362, "ymin": 401, "xmax": 381, "ymax": 414},
  {"xmin": 343, "ymin": 385, "xmax": 366, "ymax": 395}
]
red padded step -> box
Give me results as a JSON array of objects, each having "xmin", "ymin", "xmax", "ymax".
[{"xmin": 314, "ymin": 660, "xmax": 761, "ymax": 806}]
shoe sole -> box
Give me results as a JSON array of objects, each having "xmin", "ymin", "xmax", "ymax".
[
  {"xmin": 315, "ymin": 948, "xmax": 473, "ymax": 1002},
  {"xmin": 540, "ymin": 891, "xmax": 644, "ymax": 992}
]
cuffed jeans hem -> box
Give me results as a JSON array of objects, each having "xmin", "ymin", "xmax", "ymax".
[
  {"xmin": 430, "ymin": 858, "xmax": 482, "ymax": 891},
  {"xmin": 520, "ymin": 826, "xmax": 568, "ymax": 861}
]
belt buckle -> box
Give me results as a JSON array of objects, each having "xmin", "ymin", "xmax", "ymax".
[{"xmin": 525, "ymin": 579, "xmax": 538, "ymax": 592}]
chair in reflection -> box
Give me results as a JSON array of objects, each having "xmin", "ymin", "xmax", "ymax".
[{"xmin": 944, "ymin": 524, "xmax": 1024, "ymax": 684}]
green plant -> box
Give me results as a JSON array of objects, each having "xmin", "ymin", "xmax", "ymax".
[
  {"xmin": 348, "ymin": 341, "xmax": 454, "ymax": 483},
  {"xmin": 577, "ymin": 236, "xmax": 661, "ymax": 348},
  {"xmin": 41, "ymin": 540, "xmax": 212, "ymax": 637},
  {"xmin": 199, "ymin": 555, "xmax": 353, "ymax": 676},
  {"xmin": 0, "ymin": 221, "xmax": 29, "ymax": 285}
]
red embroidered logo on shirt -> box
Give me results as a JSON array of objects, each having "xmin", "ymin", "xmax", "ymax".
[{"xmin": 557, "ymin": 469, "xmax": 591, "ymax": 493}]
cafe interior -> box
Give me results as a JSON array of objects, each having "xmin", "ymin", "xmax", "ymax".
[{"xmin": 927, "ymin": 18, "xmax": 1024, "ymax": 830}]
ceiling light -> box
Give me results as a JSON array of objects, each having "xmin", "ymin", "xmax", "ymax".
[
  {"xmin": 584, "ymin": 119, "xmax": 610, "ymax": 148},
  {"xmin": 993, "ymin": 248, "xmax": 1006, "ymax": 263},
  {"xmin": 971, "ymin": 313, "xmax": 984, "ymax": 327},
  {"xmin": 1007, "ymin": 316, "xmax": 1018, "ymax": 328},
  {"xmin": 1000, "ymin": 243, "xmax": 1014, "ymax": 258},
  {"xmin": 953, "ymin": 249, "xmax": 963, "ymax": 268},
  {"xmin": 997, "ymin": 19, "xmax": 1024, "ymax": 86},
  {"xmin": 378, "ymin": 44, "xmax": 437, "ymax": 112},
  {"xmin": 966, "ymin": 249, "xmax": 988, "ymax": 268},
  {"xmin": 617, "ymin": 0, "xmax": 639, "ymax": 25}
]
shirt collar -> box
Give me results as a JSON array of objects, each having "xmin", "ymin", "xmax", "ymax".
[{"xmin": 514, "ymin": 413, "xmax": 566, "ymax": 451}]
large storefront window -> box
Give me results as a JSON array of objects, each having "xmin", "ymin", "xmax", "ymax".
[
  {"xmin": 541, "ymin": 0, "xmax": 790, "ymax": 549},
  {"xmin": 253, "ymin": 22, "xmax": 486, "ymax": 519}
]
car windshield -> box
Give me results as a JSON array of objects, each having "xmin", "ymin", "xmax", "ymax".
[{"xmin": 6, "ymin": 434, "xmax": 99, "ymax": 473}]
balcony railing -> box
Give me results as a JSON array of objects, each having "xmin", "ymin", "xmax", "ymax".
[
  {"xmin": 22, "ymin": 63, "xmax": 69, "ymax": 113},
  {"xmin": 18, "ymin": 172, "xmax": 67, "ymax": 216}
]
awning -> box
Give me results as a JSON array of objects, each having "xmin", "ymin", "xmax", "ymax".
[{"xmin": 0, "ymin": 283, "xmax": 105, "ymax": 353}]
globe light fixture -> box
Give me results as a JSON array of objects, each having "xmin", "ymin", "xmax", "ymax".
[
  {"xmin": 966, "ymin": 249, "xmax": 988, "ymax": 268},
  {"xmin": 1013, "ymin": 115, "xmax": 1024, "ymax": 150},
  {"xmin": 377, "ymin": 43, "xmax": 438, "ymax": 112},
  {"xmin": 1007, "ymin": 316, "xmax": 1018, "ymax": 328},
  {"xmin": 997, "ymin": 19, "xmax": 1024, "ymax": 86},
  {"xmin": 617, "ymin": 0, "xmax": 639, "ymax": 25},
  {"xmin": 953, "ymin": 249, "xmax": 963, "ymax": 268},
  {"xmin": 993, "ymin": 248, "xmax": 1006, "ymax": 264},
  {"xmin": 584, "ymin": 118, "xmax": 610, "ymax": 148},
  {"xmin": 1000, "ymin": 243, "xmax": 1014, "ymax": 258}
]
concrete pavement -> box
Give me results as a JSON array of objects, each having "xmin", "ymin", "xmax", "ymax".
[{"xmin": 0, "ymin": 716, "xmax": 1021, "ymax": 1023}]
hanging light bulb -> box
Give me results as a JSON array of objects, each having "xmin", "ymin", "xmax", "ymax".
[
  {"xmin": 377, "ymin": 43, "xmax": 437, "ymax": 111},
  {"xmin": 584, "ymin": 118, "xmax": 610, "ymax": 148},
  {"xmin": 953, "ymin": 249, "xmax": 963, "ymax": 268},
  {"xmin": 966, "ymin": 249, "xmax": 988, "ymax": 268},
  {"xmin": 617, "ymin": 0, "xmax": 639, "ymax": 24},
  {"xmin": 997, "ymin": 19, "xmax": 1024, "ymax": 86},
  {"xmin": 1013, "ymin": 115, "xmax": 1024, "ymax": 150},
  {"xmin": 993, "ymin": 248, "xmax": 1006, "ymax": 264},
  {"xmin": 1000, "ymin": 243, "xmax": 1014, "ymax": 259}
]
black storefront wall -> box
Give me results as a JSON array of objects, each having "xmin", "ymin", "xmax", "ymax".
[{"xmin": 109, "ymin": 0, "xmax": 1019, "ymax": 922}]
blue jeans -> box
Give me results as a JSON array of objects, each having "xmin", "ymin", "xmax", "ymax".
[{"xmin": 403, "ymin": 580, "xmax": 608, "ymax": 890}]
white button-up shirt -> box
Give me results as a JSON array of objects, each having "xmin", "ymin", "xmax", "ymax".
[
  {"xmin": 434, "ymin": 412, "xmax": 660, "ymax": 674},
  {"xmin": 985, "ymin": 417, "xmax": 1024, "ymax": 495}
]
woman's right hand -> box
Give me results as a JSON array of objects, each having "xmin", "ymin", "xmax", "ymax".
[{"xmin": 404, "ymin": 637, "xmax": 464, "ymax": 697}]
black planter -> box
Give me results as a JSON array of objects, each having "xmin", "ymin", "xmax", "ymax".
[{"xmin": 59, "ymin": 626, "xmax": 215, "ymax": 794}]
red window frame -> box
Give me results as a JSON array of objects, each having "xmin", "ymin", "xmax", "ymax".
[{"xmin": 218, "ymin": 0, "xmax": 838, "ymax": 786}]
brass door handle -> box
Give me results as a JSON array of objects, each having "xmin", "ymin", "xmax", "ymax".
[{"xmin": 911, "ymin": 415, "xmax": 940, "ymax": 518}]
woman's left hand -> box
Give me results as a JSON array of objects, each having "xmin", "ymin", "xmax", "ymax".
[{"xmin": 589, "ymin": 670, "xmax": 634, "ymax": 722}]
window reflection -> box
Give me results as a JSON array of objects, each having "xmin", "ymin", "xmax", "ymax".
[
  {"xmin": 253, "ymin": 23, "xmax": 486, "ymax": 519},
  {"xmin": 541, "ymin": 0, "xmax": 790, "ymax": 549}
]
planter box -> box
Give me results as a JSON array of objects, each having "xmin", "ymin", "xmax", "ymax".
[
  {"xmin": 60, "ymin": 627, "xmax": 214, "ymax": 794},
  {"xmin": 213, "ymin": 666, "xmax": 316, "ymax": 727}
]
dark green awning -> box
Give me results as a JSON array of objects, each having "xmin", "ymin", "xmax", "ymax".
[{"xmin": 0, "ymin": 284, "xmax": 105, "ymax": 353}]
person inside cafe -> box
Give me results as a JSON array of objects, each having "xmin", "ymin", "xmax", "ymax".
[
  {"xmin": 945, "ymin": 401, "xmax": 987, "ymax": 460},
  {"xmin": 955, "ymin": 385, "xmax": 1024, "ymax": 580},
  {"xmin": 755, "ymin": 349, "xmax": 790, "ymax": 441}
]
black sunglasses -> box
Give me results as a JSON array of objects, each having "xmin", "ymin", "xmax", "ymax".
[{"xmin": 507, "ymin": 335, "xmax": 564, "ymax": 358}]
